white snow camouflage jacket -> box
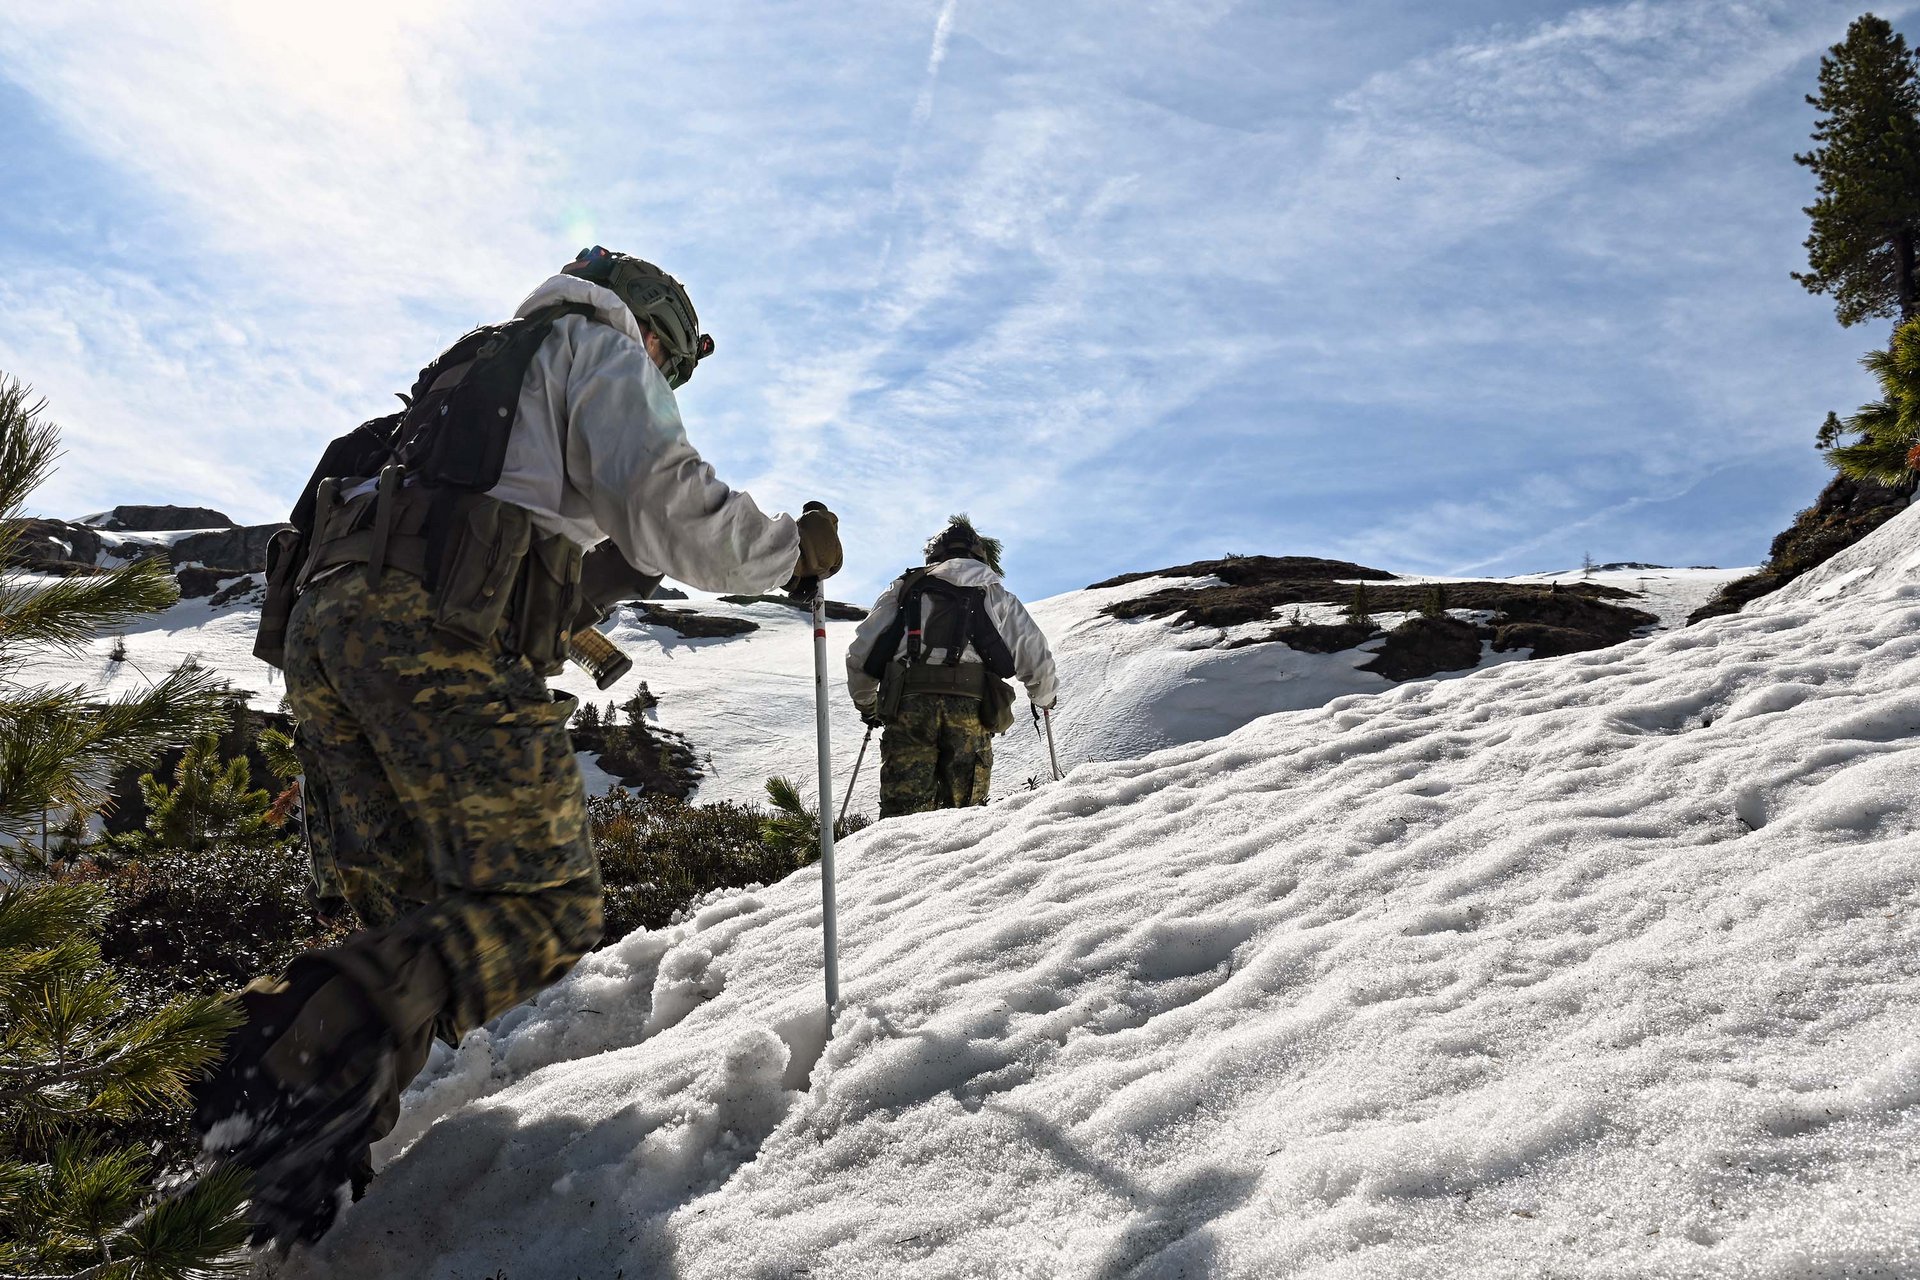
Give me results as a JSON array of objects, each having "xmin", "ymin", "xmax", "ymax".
[
  {"xmin": 484, "ymin": 273, "xmax": 800, "ymax": 595},
  {"xmin": 845, "ymin": 558, "xmax": 1059, "ymax": 715}
]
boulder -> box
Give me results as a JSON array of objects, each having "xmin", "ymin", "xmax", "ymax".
[
  {"xmin": 84, "ymin": 504, "xmax": 236, "ymax": 532},
  {"xmin": 3, "ymin": 518, "xmax": 104, "ymax": 573},
  {"xmin": 170, "ymin": 524, "xmax": 288, "ymax": 573},
  {"xmin": 176, "ymin": 567, "xmax": 252, "ymax": 600}
]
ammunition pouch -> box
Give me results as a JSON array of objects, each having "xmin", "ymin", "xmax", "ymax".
[
  {"xmin": 296, "ymin": 480, "xmax": 584, "ymax": 671},
  {"xmin": 980, "ymin": 674, "xmax": 1016, "ymax": 735},
  {"xmin": 427, "ymin": 492, "xmax": 531, "ymax": 650},
  {"xmin": 253, "ymin": 527, "xmax": 306, "ymax": 669},
  {"xmin": 877, "ymin": 661, "xmax": 908, "ymax": 725},
  {"xmin": 508, "ymin": 527, "xmax": 586, "ymax": 674},
  {"xmin": 887, "ymin": 662, "xmax": 1014, "ymax": 734}
]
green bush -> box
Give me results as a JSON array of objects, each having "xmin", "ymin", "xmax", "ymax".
[{"xmin": 589, "ymin": 782, "xmax": 869, "ymax": 943}]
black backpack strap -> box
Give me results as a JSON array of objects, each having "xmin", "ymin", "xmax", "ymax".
[
  {"xmin": 860, "ymin": 567, "xmax": 934, "ymax": 680},
  {"xmin": 396, "ymin": 301, "xmax": 597, "ymax": 492}
]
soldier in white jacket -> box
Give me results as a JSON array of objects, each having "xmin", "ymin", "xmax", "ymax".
[
  {"xmin": 846, "ymin": 518, "xmax": 1057, "ymax": 817},
  {"xmin": 197, "ymin": 248, "xmax": 843, "ymax": 1249}
]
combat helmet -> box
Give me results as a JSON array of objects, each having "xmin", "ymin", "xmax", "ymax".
[{"xmin": 562, "ymin": 246, "xmax": 715, "ymax": 388}]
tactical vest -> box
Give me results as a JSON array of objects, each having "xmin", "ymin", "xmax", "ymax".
[
  {"xmin": 254, "ymin": 302, "xmax": 598, "ymax": 672},
  {"xmin": 863, "ymin": 566, "xmax": 1019, "ymax": 732}
]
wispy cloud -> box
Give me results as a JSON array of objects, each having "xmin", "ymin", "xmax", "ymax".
[{"xmin": 0, "ymin": 0, "xmax": 1908, "ymax": 599}]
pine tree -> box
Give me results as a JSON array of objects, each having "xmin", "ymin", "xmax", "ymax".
[
  {"xmin": 0, "ymin": 882, "xmax": 249, "ymax": 1277},
  {"xmin": 126, "ymin": 733, "xmax": 279, "ymax": 854},
  {"xmin": 1794, "ymin": 14, "xmax": 1920, "ymax": 326},
  {"xmin": 1345, "ymin": 583, "xmax": 1374, "ymax": 627},
  {"xmin": 1420, "ymin": 584, "xmax": 1449, "ymax": 619},
  {"xmin": 0, "ymin": 374, "xmax": 245, "ymax": 1274},
  {"xmin": 759, "ymin": 775, "xmax": 863, "ymax": 863},
  {"xmin": 0, "ymin": 375, "xmax": 229, "ymax": 871},
  {"xmin": 1827, "ymin": 316, "xmax": 1920, "ymax": 482}
]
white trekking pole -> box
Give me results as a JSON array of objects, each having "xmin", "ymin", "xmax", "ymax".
[
  {"xmin": 811, "ymin": 587, "xmax": 840, "ymax": 1014},
  {"xmin": 1042, "ymin": 706, "xmax": 1063, "ymax": 781}
]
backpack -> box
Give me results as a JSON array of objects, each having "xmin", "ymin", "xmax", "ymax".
[
  {"xmin": 254, "ymin": 301, "xmax": 595, "ymax": 667},
  {"xmin": 863, "ymin": 566, "xmax": 1019, "ymax": 732}
]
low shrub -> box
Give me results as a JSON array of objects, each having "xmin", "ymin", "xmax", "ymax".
[{"xmin": 589, "ymin": 784, "xmax": 869, "ymax": 943}]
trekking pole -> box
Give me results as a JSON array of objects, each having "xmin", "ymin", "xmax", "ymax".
[
  {"xmin": 1042, "ymin": 706, "xmax": 1063, "ymax": 781},
  {"xmin": 810, "ymin": 586, "xmax": 841, "ymax": 1014},
  {"xmin": 838, "ymin": 725, "xmax": 872, "ymax": 829}
]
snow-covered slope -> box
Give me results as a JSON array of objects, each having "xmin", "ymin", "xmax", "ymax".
[
  {"xmin": 16, "ymin": 564, "xmax": 1743, "ymax": 814},
  {"xmin": 264, "ymin": 521, "xmax": 1920, "ymax": 1278}
]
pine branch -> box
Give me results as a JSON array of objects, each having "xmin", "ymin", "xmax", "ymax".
[
  {"xmin": 0, "ymin": 375, "xmax": 60, "ymax": 526},
  {"xmin": 0, "ymin": 560, "xmax": 180, "ymax": 662}
]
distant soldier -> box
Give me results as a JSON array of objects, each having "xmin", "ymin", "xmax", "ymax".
[
  {"xmin": 846, "ymin": 518, "xmax": 1057, "ymax": 816},
  {"xmin": 195, "ymin": 247, "xmax": 842, "ymax": 1247}
]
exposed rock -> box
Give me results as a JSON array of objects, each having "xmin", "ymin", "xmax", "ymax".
[
  {"xmin": 3, "ymin": 518, "xmax": 104, "ymax": 573},
  {"xmin": 718, "ymin": 593, "xmax": 869, "ymax": 621},
  {"xmin": 633, "ymin": 602, "xmax": 759, "ymax": 639},
  {"xmin": 1489, "ymin": 590, "xmax": 1656, "ymax": 647},
  {"xmin": 1108, "ymin": 556, "xmax": 1661, "ymax": 674},
  {"xmin": 84, "ymin": 504, "xmax": 236, "ymax": 532},
  {"xmin": 169, "ymin": 524, "xmax": 288, "ymax": 573},
  {"xmin": 1361, "ymin": 615, "xmax": 1484, "ymax": 681},
  {"xmin": 1689, "ymin": 473, "xmax": 1910, "ymax": 624},
  {"xmin": 176, "ymin": 567, "xmax": 251, "ymax": 600},
  {"xmin": 209, "ymin": 574, "xmax": 266, "ymax": 608}
]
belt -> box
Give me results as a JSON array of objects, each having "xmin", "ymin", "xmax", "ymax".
[{"xmin": 901, "ymin": 662, "xmax": 987, "ymax": 699}]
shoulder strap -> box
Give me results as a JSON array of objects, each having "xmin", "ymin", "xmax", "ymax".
[
  {"xmin": 860, "ymin": 567, "xmax": 936, "ymax": 680},
  {"xmin": 395, "ymin": 301, "xmax": 597, "ymax": 492}
]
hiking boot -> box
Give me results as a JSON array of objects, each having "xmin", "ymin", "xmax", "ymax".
[{"xmin": 192, "ymin": 958, "xmax": 399, "ymax": 1250}]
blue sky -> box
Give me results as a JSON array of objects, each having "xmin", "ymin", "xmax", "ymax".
[{"xmin": 0, "ymin": 0, "xmax": 1909, "ymax": 601}]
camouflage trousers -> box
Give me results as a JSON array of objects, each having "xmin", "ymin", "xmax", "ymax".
[
  {"xmin": 283, "ymin": 569, "xmax": 602, "ymax": 1117},
  {"xmin": 878, "ymin": 692, "xmax": 994, "ymax": 818}
]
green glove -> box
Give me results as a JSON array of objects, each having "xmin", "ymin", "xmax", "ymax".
[{"xmin": 787, "ymin": 500, "xmax": 842, "ymax": 593}]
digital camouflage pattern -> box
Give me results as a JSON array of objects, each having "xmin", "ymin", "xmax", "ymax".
[
  {"xmin": 878, "ymin": 691, "xmax": 994, "ymax": 817},
  {"xmin": 284, "ymin": 569, "xmax": 603, "ymax": 1040}
]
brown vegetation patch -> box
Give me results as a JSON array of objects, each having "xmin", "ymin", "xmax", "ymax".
[
  {"xmin": 1106, "ymin": 555, "xmax": 1659, "ymax": 675},
  {"xmin": 1689, "ymin": 473, "xmax": 1911, "ymax": 624}
]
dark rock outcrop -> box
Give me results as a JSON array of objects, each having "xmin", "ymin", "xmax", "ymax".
[
  {"xmin": 1107, "ymin": 556, "xmax": 1660, "ymax": 673},
  {"xmin": 170, "ymin": 524, "xmax": 287, "ymax": 574},
  {"xmin": 4, "ymin": 518, "xmax": 104, "ymax": 574},
  {"xmin": 634, "ymin": 602, "xmax": 759, "ymax": 638},
  {"xmin": 1226, "ymin": 621, "xmax": 1378, "ymax": 654},
  {"xmin": 718, "ymin": 593, "xmax": 868, "ymax": 621},
  {"xmin": 175, "ymin": 567, "xmax": 251, "ymax": 600},
  {"xmin": 84, "ymin": 504, "xmax": 235, "ymax": 532},
  {"xmin": 1090, "ymin": 555, "xmax": 1395, "ymax": 593}
]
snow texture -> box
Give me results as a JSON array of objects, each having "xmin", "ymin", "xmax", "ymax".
[{"xmin": 244, "ymin": 526, "xmax": 1920, "ymax": 1280}]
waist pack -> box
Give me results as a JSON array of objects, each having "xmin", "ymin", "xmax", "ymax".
[{"xmin": 254, "ymin": 301, "xmax": 598, "ymax": 671}]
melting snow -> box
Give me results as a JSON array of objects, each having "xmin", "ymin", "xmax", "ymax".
[{"xmin": 250, "ymin": 520, "xmax": 1920, "ymax": 1279}]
